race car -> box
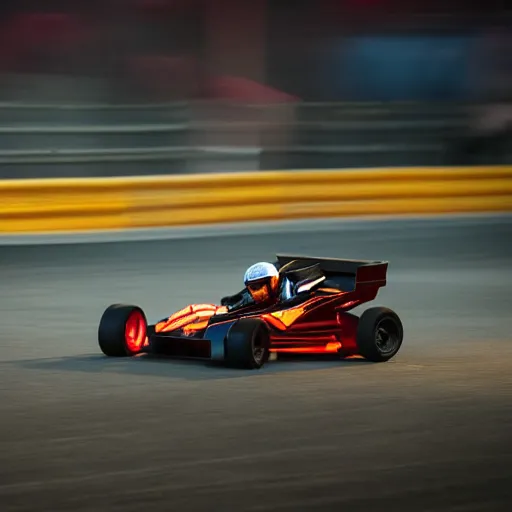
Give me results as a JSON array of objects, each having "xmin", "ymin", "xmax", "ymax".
[{"xmin": 97, "ymin": 254, "xmax": 404, "ymax": 369}]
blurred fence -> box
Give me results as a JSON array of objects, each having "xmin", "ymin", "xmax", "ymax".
[
  {"xmin": 3, "ymin": 95, "xmax": 510, "ymax": 180},
  {"xmin": 2, "ymin": 167, "xmax": 511, "ymax": 235},
  {"xmin": 1, "ymin": 3, "xmax": 510, "ymax": 240},
  {"xmin": 0, "ymin": 2, "xmax": 510, "ymax": 180}
]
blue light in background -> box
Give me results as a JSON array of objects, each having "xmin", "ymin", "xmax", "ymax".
[{"xmin": 323, "ymin": 35, "xmax": 477, "ymax": 101}]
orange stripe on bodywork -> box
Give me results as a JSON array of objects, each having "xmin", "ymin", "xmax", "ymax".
[
  {"xmin": 270, "ymin": 342, "xmax": 342, "ymax": 354},
  {"xmin": 270, "ymin": 306, "xmax": 305, "ymax": 327},
  {"xmin": 182, "ymin": 319, "xmax": 210, "ymax": 335},
  {"xmin": 261, "ymin": 313, "xmax": 286, "ymax": 330},
  {"xmin": 155, "ymin": 304, "xmax": 227, "ymax": 333}
]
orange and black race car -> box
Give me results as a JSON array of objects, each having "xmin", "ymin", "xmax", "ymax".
[{"xmin": 97, "ymin": 254, "xmax": 404, "ymax": 369}]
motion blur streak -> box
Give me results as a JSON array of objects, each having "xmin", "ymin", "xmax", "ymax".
[
  {"xmin": 1, "ymin": 167, "xmax": 512, "ymax": 234},
  {"xmin": 0, "ymin": 217, "xmax": 511, "ymax": 512}
]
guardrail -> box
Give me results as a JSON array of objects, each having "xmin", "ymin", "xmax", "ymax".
[
  {"xmin": 0, "ymin": 101, "xmax": 476, "ymax": 178},
  {"xmin": 1, "ymin": 166, "xmax": 511, "ymax": 234}
]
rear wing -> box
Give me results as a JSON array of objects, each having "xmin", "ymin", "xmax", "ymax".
[{"xmin": 275, "ymin": 253, "xmax": 388, "ymax": 291}]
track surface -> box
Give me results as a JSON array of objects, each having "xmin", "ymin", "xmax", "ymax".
[{"xmin": 1, "ymin": 217, "xmax": 512, "ymax": 511}]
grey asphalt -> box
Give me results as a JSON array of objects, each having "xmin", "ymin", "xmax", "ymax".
[{"xmin": 1, "ymin": 216, "xmax": 512, "ymax": 511}]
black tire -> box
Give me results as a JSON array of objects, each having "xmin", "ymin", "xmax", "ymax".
[
  {"xmin": 356, "ymin": 307, "xmax": 403, "ymax": 362},
  {"xmin": 225, "ymin": 318, "xmax": 270, "ymax": 369},
  {"xmin": 98, "ymin": 304, "xmax": 147, "ymax": 357}
]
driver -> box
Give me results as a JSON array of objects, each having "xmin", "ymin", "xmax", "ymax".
[
  {"xmin": 221, "ymin": 260, "xmax": 326, "ymax": 311},
  {"xmin": 244, "ymin": 261, "xmax": 281, "ymax": 304}
]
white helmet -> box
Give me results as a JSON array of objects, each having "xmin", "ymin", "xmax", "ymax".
[{"xmin": 244, "ymin": 262, "xmax": 279, "ymax": 303}]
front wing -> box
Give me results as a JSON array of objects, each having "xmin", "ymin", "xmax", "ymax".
[{"xmin": 145, "ymin": 320, "xmax": 236, "ymax": 362}]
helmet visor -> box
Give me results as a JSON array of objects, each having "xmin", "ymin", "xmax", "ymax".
[{"xmin": 247, "ymin": 279, "xmax": 270, "ymax": 302}]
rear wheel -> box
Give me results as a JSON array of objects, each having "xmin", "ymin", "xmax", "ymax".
[
  {"xmin": 98, "ymin": 304, "xmax": 147, "ymax": 357},
  {"xmin": 356, "ymin": 307, "xmax": 403, "ymax": 362},
  {"xmin": 225, "ymin": 318, "xmax": 270, "ymax": 369}
]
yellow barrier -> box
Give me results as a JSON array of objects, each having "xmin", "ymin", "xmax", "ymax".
[{"xmin": 1, "ymin": 167, "xmax": 512, "ymax": 234}]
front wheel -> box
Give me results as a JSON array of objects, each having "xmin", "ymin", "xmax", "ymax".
[
  {"xmin": 98, "ymin": 304, "xmax": 147, "ymax": 357},
  {"xmin": 225, "ymin": 318, "xmax": 270, "ymax": 369},
  {"xmin": 356, "ymin": 307, "xmax": 403, "ymax": 362}
]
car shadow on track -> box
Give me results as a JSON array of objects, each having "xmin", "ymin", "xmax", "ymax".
[{"xmin": 9, "ymin": 353, "xmax": 374, "ymax": 380}]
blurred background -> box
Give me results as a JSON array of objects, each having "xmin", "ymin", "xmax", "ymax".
[{"xmin": 0, "ymin": 0, "xmax": 510, "ymax": 179}]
